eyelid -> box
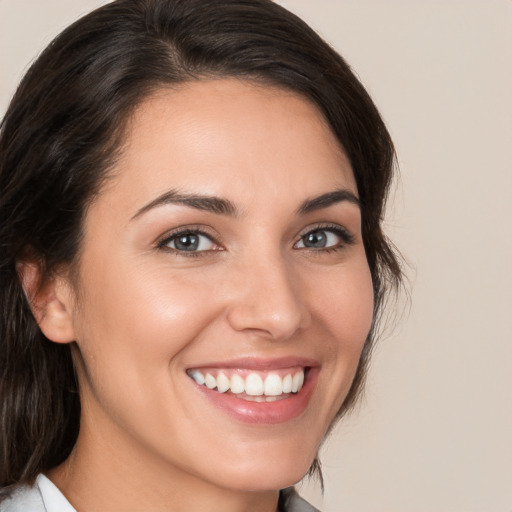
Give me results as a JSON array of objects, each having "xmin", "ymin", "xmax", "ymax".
[
  {"xmin": 154, "ymin": 222, "xmax": 354, "ymax": 255},
  {"xmin": 294, "ymin": 223, "xmax": 355, "ymax": 248}
]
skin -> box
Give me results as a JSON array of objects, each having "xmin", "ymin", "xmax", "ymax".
[{"xmin": 35, "ymin": 79, "xmax": 374, "ymax": 511}]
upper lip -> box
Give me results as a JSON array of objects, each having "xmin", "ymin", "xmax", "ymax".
[{"xmin": 186, "ymin": 356, "xmax": 319, "ymax": 371}]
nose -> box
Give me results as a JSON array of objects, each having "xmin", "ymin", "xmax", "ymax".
[{"xmin": 225, "ymin": 255, "xmax": 311, "ymax": 341}]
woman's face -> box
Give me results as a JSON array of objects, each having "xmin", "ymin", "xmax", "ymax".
[{"xmin": 65, "ymin": 79, "xmax": 374, "ymax": 491}]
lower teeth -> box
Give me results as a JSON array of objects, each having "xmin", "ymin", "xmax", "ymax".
[{"xmin": 224, "ymin": 393, "xmax": 292, "ymax": 402}]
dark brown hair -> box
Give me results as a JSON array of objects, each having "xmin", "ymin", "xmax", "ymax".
[{"xmin": 0, "ymin": 0, "xmax": 402, "ymax": 490}]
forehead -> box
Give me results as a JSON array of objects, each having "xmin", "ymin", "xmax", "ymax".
[{"xmin": 102, "ymin": 79, "xmax": 356, "ymax": 213}]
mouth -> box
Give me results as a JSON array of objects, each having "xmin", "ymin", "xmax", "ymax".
[
  {"xmin": 185, "ymin": 359, "xmax": 318, "ymax": 424},
  {"xmin": 187, "ymin": 367, "xmax": 307, "ymax": 402}
]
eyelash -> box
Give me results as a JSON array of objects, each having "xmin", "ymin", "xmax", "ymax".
[
  {"xmin": 156, "ymin": 223, "xmax": 355, "ymax": 257},
  {"xmin": 156, "ymin": 226, "xmax": 221, "ymax": 258},
  {"xmin": 296, "ymin": 224, "xmax": 355, "ymax": 253}
]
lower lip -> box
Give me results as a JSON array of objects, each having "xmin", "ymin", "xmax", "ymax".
[{"xmin": 191, "ymin": 368, "xmax": 318, "ymax": 425}]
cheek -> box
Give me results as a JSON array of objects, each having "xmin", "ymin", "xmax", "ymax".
[
  {"xmin": 70, "ymin": 260, "xmax": 223, "ymax": 446},
  {"xmin": 71, "ymin": 255, "xmax": 220, "ymax": 385},
  {"xmin": 315, "ymin": 259, "xmax": 374, "ymax": 348},
  {"xmin": 310, "ymin": 258, "xmax": 374, "ymax": 412}
]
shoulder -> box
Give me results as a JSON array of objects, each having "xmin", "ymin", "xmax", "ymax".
[
  {"xmin": 279, "ymin": 487, "xmax": 321, "ymax": 512},
  {"xmin": 0, "ymin": 482, "xmax": 45, "ymax": 512}
]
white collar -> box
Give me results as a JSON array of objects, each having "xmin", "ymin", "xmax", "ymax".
[{"xmin": 36, "ymin": 474, "xmax": 76, "ymax": 512}]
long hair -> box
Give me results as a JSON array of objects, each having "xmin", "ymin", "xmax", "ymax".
[{"xmin": 0, "ymin": 0, "xmax": 402, "ymax": 489}]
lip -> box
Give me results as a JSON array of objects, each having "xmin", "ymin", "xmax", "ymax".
[
  {"xmin": 186, "ymin": 357, "xmax": 320, "ymax": 425},
  {"xmin": 187, "ymin": 356, "xmax": 319, "ymax": 371}
]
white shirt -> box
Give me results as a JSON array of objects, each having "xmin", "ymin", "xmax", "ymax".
[
  {"xmin": 37, "ymin": 474, "xmax": 76, "ymax": 512},
  {"xmin": 0, "ymin": 474, "xmax": 76, "ymax": 512}
]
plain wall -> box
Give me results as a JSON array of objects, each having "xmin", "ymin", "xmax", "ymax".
[{"xmin": 1, "ymin": 1, "xmax": 511, "ymax": 511}]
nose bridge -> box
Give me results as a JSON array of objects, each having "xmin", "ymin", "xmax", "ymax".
[{"xmin": 226, "ymin": 247, "xmax": 310, "ymax": 340}]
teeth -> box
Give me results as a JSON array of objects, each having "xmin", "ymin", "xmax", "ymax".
[
  {"xmin": 291, "ymin": 372, "xmax": 304, "ymax": 393},
  {"xmin": 263, "ymin": 373, "xmax": 283, "ymax": 396},
  {"xmin": 282, "ymin": 374, "xmax": 293, "ymax": 393},
  {"xmin": 188, "ymin": 369, "xmax": 205, "ymax": 386},
  {"xmin": 205, "ymin": 373, "xmax": 217, "ymax": 389},
  {"xmin": 187, "ymin": 368, "xmax": 305, "ymax": 397},
  {"xmin": 243, "ymin": 395, "xmax": 287, "ymax": 403},
  {"xmin": 245, "ymin": 373, "xmax": 263, "ymax": 396},
  {"xmin": 230, "ymin": 374, "xmax": 245, "ymax": 394},
  {"xmin": 216, "ymin": 372, "xmax": 230, "ymax": 393}
]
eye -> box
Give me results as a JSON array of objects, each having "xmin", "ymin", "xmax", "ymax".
[
  {"xmin": 295, "ymin": 226, "xmax": 354, "ymax": 250},
  {"xmin": 159, "ymin": 230, "xmax": 218, "ymax": 253}
]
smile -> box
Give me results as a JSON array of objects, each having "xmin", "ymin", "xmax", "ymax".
[
  {"xmin": 185, "ymin": 358, "xmax": 319, "ymax": 424},
  {"xmin": 187, "ymin": 367, "xmax": 305, "ymax": 402}
]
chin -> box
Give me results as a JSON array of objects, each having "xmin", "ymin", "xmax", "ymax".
[
  {"xmin": 205, "ymin": 441, "xmax": 318, "ymax": 492},
  {"xmin": 220, "ymin": 465, "xmax": 311, "ymax": 493}
]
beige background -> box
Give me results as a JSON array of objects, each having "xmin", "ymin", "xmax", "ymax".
[{"xmin": 1, "ymin": 1, "xmax": 511, "ymax": 511}]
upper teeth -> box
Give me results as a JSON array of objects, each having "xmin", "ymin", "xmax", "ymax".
[{"xmin": 187, "ymin": 369, "xmax": 305, "ymax": 396}]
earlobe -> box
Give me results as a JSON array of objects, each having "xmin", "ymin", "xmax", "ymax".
[{"xmin": 17, "ymin": 260, "xmax": 76, "ymax": 344}]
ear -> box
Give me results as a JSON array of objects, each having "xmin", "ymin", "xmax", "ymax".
[{"xmin": 17, "ymin": 260, "xmax": 76, "ymax": 344}]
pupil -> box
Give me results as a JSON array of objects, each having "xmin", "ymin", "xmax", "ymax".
[
  {"xmin": 304, "ymin": 231, "xmax": 326, "ymax": 248},
  {"xmin": 175, "ymin": 234, "xmax": 199, "ymax": 251}
]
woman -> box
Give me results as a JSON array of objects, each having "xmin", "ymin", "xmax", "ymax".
[{"xmin": 0, "ymin": 0, "xmax": 402, "ymax": 510}]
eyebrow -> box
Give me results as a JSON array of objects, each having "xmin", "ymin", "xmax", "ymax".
[
  {"xmin": 131, "ymin": 189, "xmax": 238, "ymax": 220},
  {"xmin": 131, "ymin": 187, "xmax": 359, "ymax": 221},
  {"xmin": 297, "ymin": 189, "xmax": 360, "ymax": 215}
]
